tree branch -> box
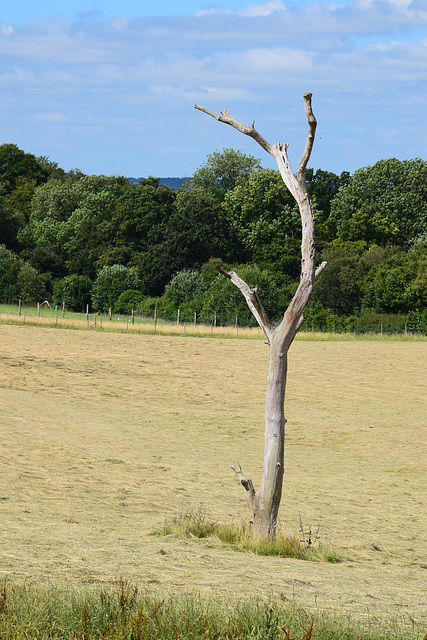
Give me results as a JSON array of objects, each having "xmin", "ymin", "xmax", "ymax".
[
  {"xmin": 195, "ymin": 104, "xmax": 274, "ymax": 157},
  {"xmin": 315, "ymin": 261, "xmax": 327, "ymax": 280},
  {"xmin": 216, "ymin": 266, "xmax": 274, "ymax": 343},
  {"xmin": 230, "ymin": 462, "xmax": 256, "ymax": 514},
  {"xmin": 297, "ymin": 93, "xmax": 317, "ymax": 190}
]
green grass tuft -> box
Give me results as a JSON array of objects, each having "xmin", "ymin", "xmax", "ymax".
[
  {"xmin": 0, "ymin": 579, "xmax": 422, "ymax": 639},
  {"xmin": 154, "ymin": 509, "xmax": 343, "ymax": 563}
]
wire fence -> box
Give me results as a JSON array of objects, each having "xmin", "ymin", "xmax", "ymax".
[{"xmin": 0, "ymin": 301, "xmax": 425, "ymax": 338}]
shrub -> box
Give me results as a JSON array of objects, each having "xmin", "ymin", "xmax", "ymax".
[
  {"xmin": 407, "ymin": 308, "xmax": 427, "ymax": 333},
  {"xmin": 17, "ymin": 263, "xmax": 46, "ymax": 304},
  {"xmin": 53, "ymin": 274, "xmax": 93, "ymax": 311},
  {"xmin": 91, "ymin": 264, "xmax": 140, "ymax": 312},
  {"xmin": 115, "ymin": 289, "xmax": 145, "ymax": 314},
  {"xmin": 136, "ymin": 295, "xmax": 160, "ymax": 317},
  {"xmin": 164, "ymin": 270, "xmax": 207, "ymax": 307}
]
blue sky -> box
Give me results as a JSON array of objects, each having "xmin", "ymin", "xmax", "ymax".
[{"xmin": 0, "ymin": 0, "xmax": 426, "ymax": 178}]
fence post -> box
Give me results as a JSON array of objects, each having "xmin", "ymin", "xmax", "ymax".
[
  {"xmin": 109, "ymin": 307, "xmax": 112, "ymax": 322},
  {"xmin": 86, "ymin": 304, "xmax": 89, "ymax": 325},
  {"xmin": 380, "ymin": 323, "xmax": 383, "ymax": 336},
  {"xmin": 18, "ymin": 299, "xmax": 21, "ymax": 316},
  {"xmin": 177, "ymin": 309, "xmax": 180, "ymax": 326},
  {"xmin": 405, "ymin": 322, "xmax": 408, "ymax": 335},
  {"xmin": 62, "ymin": 301, "xmax": 65, "ymax": 319},
  {"xmin": 37, "ymin": 302, "xmax": 40, "ymax": 318},
  {"xmin": 154, "ymin": 307, "xmax": 157, "ymax": 333},
  {"xmin": 214, "ymin": 311, "xmax": 217, "ymax": 327},
  {"xmin": 131, "ymin": 308, "xmax": 134, "ymax": 325},
  {"xmin": 193, "ymin": 312, "xmax": 196, "ymax": 328}
]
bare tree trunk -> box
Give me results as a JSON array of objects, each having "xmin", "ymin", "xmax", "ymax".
[
  {"xmin": 195, "ymin": 94, "xmax": 326, "ymax": 538},
  {"xmin": 256, "ymin": 336, "xmax": 287, "ymax": 536}
]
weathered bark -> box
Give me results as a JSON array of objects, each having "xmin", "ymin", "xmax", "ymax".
[{"xmin": 195, "ymin": 94, "xmax": 326, "ymax": 538}]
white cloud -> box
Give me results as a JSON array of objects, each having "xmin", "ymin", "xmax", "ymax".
[
  {"xmin": 33, "ymin": 112, "xmax": 68, "ymax": 123},
  {"xmin": 388, "ymin": 0, "xmax": 412, "ymax": 7},
  {"xmin": 1, "ymin": 23, "xmax": 13, "ymax": 36},
  {"xmin": 240, "ymin": 0, "xmax": 286, "ymax": 17},
  {"xmin": 195, "ymin": 8, "xmax": 233, "ymax": 17}
]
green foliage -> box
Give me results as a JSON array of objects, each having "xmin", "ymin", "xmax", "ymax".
[
  {"xmin": 407, "ymin": 308, "xmax": 427, "ymax": 333},
  {"xmin": 17, "ymin": 263, "xmax": 46, "ymax": 304},
  {"xmin": 0, "ymin": 142, "xmax": 425, "ymax": 323},
  {"xmin": 310, "ymin": 244, "xmax": 423, "ymax": 317},
  {"xmin": 329, "ymin": 158, "xmax": 427, "ymax": 247},
  {"xmin": 312, "ymin": 254, "xmax": 365, "ymax": 314},
  {"xmin": 306, "ymin": 167, "xmax": 351, "ymax": 222},
  {"xmin": 0, "ymin": 181, "xmax": 34, "ymax": 251},
  {"xmin": 0, "ymin": 245, "xmax": 23, "ymax": 302},
  {"xmin": 114, "ymin": 289, "xmax": 145, "ymax": 314},
  {"xmin": 53, "ymin": 274, "xmax": 93, "ymax": 311},
  {"xmin": 91, "ymin": 265, "xmax": 140, "ymax": 312},
  {"xmin": 135, "ymin": 186, "xmax": 240, "ymax": 296},
  {"xmin": 223, "ymin": 167, "xmax": 301, "ymax": 255},
  {"xmin": 22, "ymin": 174, "xmax": 141, "ymax": 279},
  {"xmin": 164, "ymin": 270, "xmax": 207, "ymax": 307},
  {"xmin": 200, "ymin": 257, "xmax": 229, "ymax": 285},
  {"xmin": 362, "ymin": 248, "xmax": 427, "ymax": 314},
  {"xmin": 0, "ymin": 143, "xmax": 49, "ymax": 194},
  {"xmin": 137, "ymin": 295, "xmax": 159, "ymax": 316},
  {"xmin": 252, "ymin": 236, "xmax": 301, "ymax": 282},
  {"xmin": 189, "ymin": 147, "xmax": 261, "ymax": 198}
]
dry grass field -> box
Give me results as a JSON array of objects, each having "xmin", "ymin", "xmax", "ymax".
[{"xmin": 0, "ymin": 324, "xmax": 425, "ymax": 628}]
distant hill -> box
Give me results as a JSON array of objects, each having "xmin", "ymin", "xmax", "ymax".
[{"xmin": 128, "ymin": 177, "xmax": 189, "ymax": 190}]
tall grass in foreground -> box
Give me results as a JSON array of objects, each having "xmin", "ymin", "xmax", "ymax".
[
  {"xmin": 154, "ymin": 510, "xmax": 342, "ymax": 563},
  {"xmin": 0, "ymin": 579, "xmax": 423, "ymax": 640}
]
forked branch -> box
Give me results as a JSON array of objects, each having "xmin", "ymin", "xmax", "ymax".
[{"xmin": 195, "ymin": 93, "xmax": 317, "ymax": 201}]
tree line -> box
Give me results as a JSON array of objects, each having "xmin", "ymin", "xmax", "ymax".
[{"xmin": 0, "ymin": 143, "xmax": 426, "ymax": 332}]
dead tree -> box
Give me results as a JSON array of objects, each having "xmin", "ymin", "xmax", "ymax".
[{"xmin": 195, "ymin": 93, "xmax": 326, "ymax": 538}]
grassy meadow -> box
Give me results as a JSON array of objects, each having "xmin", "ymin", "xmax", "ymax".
[{"xmin": 0, "ymin": 321, "xmax": 426, "ymax": 636}]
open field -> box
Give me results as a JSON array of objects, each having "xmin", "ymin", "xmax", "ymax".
[{"xmin": 0, "ymin": 324, "xmax": 426, "ymax": 630}]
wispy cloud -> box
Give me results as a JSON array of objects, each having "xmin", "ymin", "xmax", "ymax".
[{"xmin": 239, "ymin": 0, "xmax": 286, "ymax": 17}]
